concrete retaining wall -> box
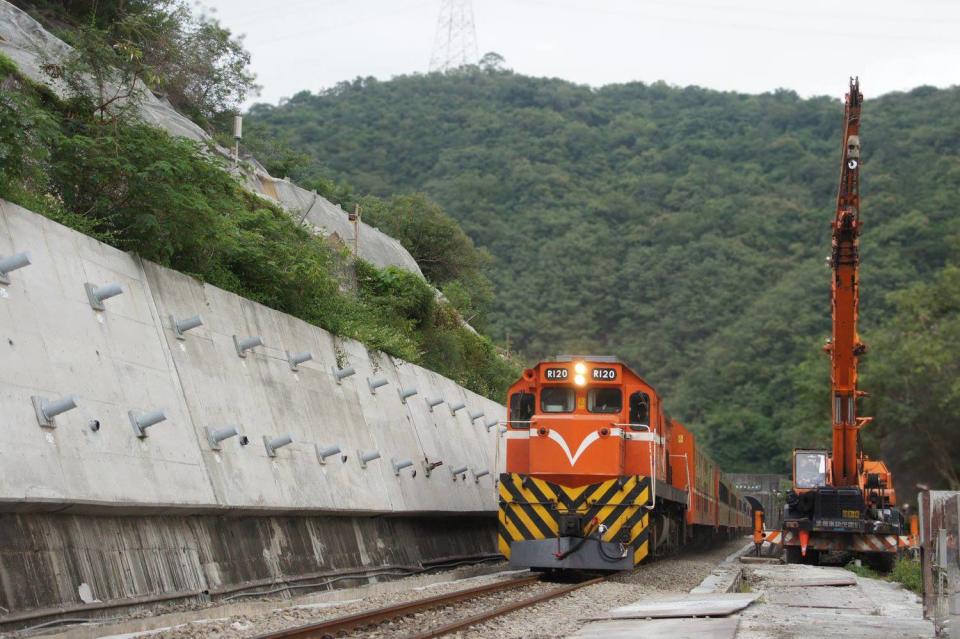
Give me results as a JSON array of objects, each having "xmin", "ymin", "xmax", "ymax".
[
  {"xmin": 0, "ymin": 198, "xmax": 504, "ymax": 515},
  {"xmin": 0, "ymin": 512, "xmax": 496, "ymax": 625},
  {"xmin": 0, "ymin": 199, "xmax": 506, "ymax": 618}
]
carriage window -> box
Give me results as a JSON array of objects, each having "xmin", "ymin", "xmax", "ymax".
[
  {"xmin": 509, "ymin": 392, "xmax": 535, "ymax": 425},
  {"xmin": 588, "ymin": 388, "xmax": 622, "ymax": 413},
  {"xmin": 629, "ymin": 391, "xmax": 650, "ymax": 429},
  {"xmin": 541, "ymin": 387, "xmax": 574, "ymax": 413}
]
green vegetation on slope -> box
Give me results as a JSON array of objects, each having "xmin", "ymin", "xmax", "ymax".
[
  {"xmin": 248, "ymin": 67, "xmax": 960, "ymax": 488},
  {"xmin": 0, "ymin": 3, "xmax": 517, "ymax": 400},
  {"xmin": 845, "ymin": 557, "xmax": 921, "ymax": 592}
]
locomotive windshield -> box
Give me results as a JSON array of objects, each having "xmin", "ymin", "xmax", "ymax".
[
  {"xmin": 588, "ymin": 388, "xmax": 622, "ymax": 413},
  {"xmin": 541, "ymin": 387, "xmax": 574, "ymax": 413},
  {"xmin": 509, "ymin": 392, "xmax": 535, "ymax": 424},
  {"xmin": 794, "ymin": 451, "xmax": 827, "ymax": 488}
]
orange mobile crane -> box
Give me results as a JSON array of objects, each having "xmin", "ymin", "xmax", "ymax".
[{"xmin": 780, "ymin": 78, "xmax": 904, "ymax": 569}]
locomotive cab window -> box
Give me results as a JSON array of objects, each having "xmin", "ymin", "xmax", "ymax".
[
  {"xmin": 541, "ymin": 387, "xmax": 574, "ymax": 413},
  {"xmin": 588, "ymin": 388, "xmax": 622, "ymax": 413},
  {"xmin": 628, "ymin": 391, "xmax": 650, "ymax": 429},
  {"xmin": 794, "ymin": 452, "xmax": 827, "ymax": 488},
  {"xmin": 509, "ymin": 392, "xmax": 535, "ymax": 425}
]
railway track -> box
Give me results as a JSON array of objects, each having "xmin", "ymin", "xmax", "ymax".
[{"xmin": 253, "ymin": 572, "xmax": 605, "ymax": 639}]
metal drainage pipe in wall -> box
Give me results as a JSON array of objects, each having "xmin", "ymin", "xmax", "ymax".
[
  {"xmin": 31, "ymin": 394, "xmax": 79, "ymax": 428},
  {"xmin": 85, "ymin": 282, "xmax": 123, "ymax": 311},
  {"xmin": 130, "ymin": 410, "xmax": 167, "ymax": 438}
]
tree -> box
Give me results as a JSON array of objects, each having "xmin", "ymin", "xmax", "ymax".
[
  {"xmin": 479, "ymin": 51, "xmax": 507, "ymax": 73},
  {"xmin": 33, "ymin": 0, "xmax": 257, "ymax": 128},
  {"xmin": 867, "ymin": 265, "xmax": 960, "ymax": 490}
]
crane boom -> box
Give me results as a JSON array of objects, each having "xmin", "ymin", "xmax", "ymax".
[
  {"xmin": 827, "ymin": 77, "xmax": 867, "ymax": 487},
  {"xmin": 781, "ymin": 79, "xmax": 906, "ymax": 567}
]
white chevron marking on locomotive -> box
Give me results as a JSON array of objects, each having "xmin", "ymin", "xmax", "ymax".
[{"xmin": 546, "ymin": 429, "xmax": 601, "ymax": 466}]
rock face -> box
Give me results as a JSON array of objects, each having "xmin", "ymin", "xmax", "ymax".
[
  {"xmin": 0, "ymin": 197, "xmax": 503, "ymax": 621},
  {"xmin": 0, "ymin": 0, "xmax": 422, "ymax": 275}
]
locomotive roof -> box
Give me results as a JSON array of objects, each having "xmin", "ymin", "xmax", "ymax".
[{"xmin": 548, "ymin": 355, "xmax": 621, "ymax": 363}]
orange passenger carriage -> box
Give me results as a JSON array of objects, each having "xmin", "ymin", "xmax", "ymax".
[{"xmin": 498, "ymin": 356, "xmax": 751, "ymax": 571}]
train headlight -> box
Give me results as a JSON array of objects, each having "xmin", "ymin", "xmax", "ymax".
[
  {"xmin": 574, "ymin": 374, "xmax": 586, "ymax": 386},
  {"xmin": 574, "ymin": 362, "xmax": 587, "ymax": 374}
]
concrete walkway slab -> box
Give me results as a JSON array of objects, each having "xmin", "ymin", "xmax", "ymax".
[
  {"xmin": 739, "ymin": 555, "xmax": 781, "ymax": 565},
  {"xmin": 569, "ymin": 551, "xmax": 933, "ymax": 639},
  {"xmin": 746, "ymin": 563, "xmax": 856, "ymax": 587},
  {"xmin": 589, "ymin": 592, "xmax": 760, "ymax": 620},
  {"xmin": 737, "ymin": 610, "xmax": 933, "ymax": 638},
  {"xmin": 766, "ymin": 585, "xmax": 870, "ymax": 610},
  {"xmin": 569, "ymin": 616, "xmax": 740, "ymax": 639},
  {"xmin": 738, "ymin": 562, "xmax": 933, "ymax": 638}
]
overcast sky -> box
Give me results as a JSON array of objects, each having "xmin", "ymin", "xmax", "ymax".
[{"xmin": 198, "ymin": 0, "xmax": 960, "ymax": 108}]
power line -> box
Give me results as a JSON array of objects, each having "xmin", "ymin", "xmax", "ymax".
[{"xmin": 429, "ymin": 0, "xmax": 480, "ymax": 72}]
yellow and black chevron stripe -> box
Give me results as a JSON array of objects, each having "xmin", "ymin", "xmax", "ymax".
[{"xmin": 498, "ymin": 473, "xmax": 651, "ymax": 565}]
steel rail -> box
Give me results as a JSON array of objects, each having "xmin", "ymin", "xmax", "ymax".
[
  {"xmin": 252, "ymin": 574, "xmax": 540, "ymax": 639},
  {"xmin": 403, "ymin": 576, "xmax": 606, "ymax": 639}
]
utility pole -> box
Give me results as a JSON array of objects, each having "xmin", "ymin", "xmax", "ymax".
[
  {"xmin": 233, "ymin": 115, "xmax": 242, "ymax": 167},
  {"xmin": 429, "ymin": 0, "xmax": 479, "ymax": 72},
  {"xmin": 348, "ymin": 204, "xmax": 362, "ymax": 257}
]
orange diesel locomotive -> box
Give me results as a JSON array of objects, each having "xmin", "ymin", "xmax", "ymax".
[{"xmin": 499, "ymin": 356, "xmax": 750, "ymax": 571}]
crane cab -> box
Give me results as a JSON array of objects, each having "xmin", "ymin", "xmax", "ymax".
[{"xmin": 793, "ymin": 449, "xmax": 829, "ymax": 492}]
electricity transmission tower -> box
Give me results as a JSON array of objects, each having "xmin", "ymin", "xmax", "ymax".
[{"xmin": 429, "ymin": 0, "xmax": 479, "ymax": 72}]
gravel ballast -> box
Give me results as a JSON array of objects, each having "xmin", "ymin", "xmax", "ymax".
[{"xmin": 457, "ymin": 537, "xmax": 748, "ymax": 639}]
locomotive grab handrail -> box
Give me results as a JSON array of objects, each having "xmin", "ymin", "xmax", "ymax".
[
  {"xmin": 669, "ymin": 453, "xmax": 691, "ymax": 511},
  {"xmin": 611, "ymin": 422, "xmax": 657, "ymax": 509}
]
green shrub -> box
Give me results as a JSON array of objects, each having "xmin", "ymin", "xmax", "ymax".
[
  {"xmin": 844, "ymin": 561, "xmax": 880, "ymax": 580},
  {"xmin": 889, "ymin": 557, "xmax": 922, "ymax": 593}
]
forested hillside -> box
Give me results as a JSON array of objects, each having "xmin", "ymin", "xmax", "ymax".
[{"xmin": 248, "ymin": 66, "xmax": 960, "ymax": 490}]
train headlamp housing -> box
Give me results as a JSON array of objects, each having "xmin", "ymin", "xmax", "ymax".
[
  {"xmin": 574, "ymin": 362, "xmax": 587, "ymax": 374},
  {"xmin": 574, "ymin": 374, "xmax": 586, "ymax": 387}
]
